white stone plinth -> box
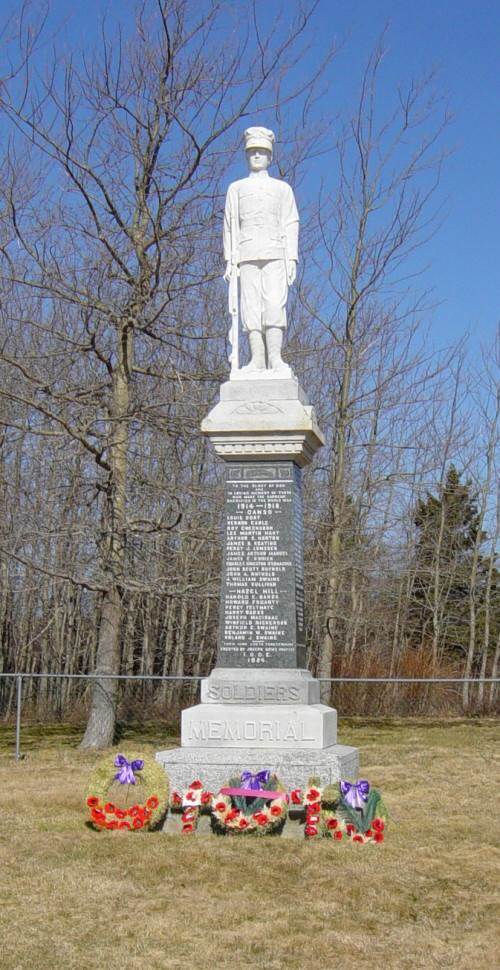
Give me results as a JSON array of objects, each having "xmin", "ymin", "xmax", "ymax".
[
  {"xmin": 201, "ymin": 377, "xmax": 324, "ymax": 466},
  {"xmin": 182, "ymin": 702, "xmax": 337, "ymax": 749}
]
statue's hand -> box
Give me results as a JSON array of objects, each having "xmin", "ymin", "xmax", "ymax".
[{"xmin": 287, "ymin": 260, "xmax": 297, "ymax": 286}]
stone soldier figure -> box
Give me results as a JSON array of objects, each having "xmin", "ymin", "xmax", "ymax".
[{"xmin": 223, "ymin": 126, "xmax": 299, "ymax": 376}]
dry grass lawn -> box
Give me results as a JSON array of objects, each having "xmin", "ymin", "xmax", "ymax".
[{"xmin": 0, "ymin": 719, "xmax": 498, "ymax": 970}]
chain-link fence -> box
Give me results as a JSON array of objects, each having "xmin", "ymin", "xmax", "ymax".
[{"xmin": 2, "ymin": 671, "xmax": 498, "ymax": 761}]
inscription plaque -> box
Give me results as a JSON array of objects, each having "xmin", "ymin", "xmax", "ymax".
[
  {"xmin": 188, "ymin": 718, "xmax": 316, "ymax": 743},
  {"xmin": 218, "ymin": 461, "xmax": 305, "ymax": 668},
  {"xmin": 205, "ymin": 683, "xmax": 300, "ymax": 703}
]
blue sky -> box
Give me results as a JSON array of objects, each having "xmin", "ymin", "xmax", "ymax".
[
  {"xmin": 341, "ymin": 0, "xmax": 499, "ymax": 351},
  {"xmin": 9, "ymin": 0, "xmax": 499, "ymax": 352},
  {"xmin": 288, "ymin": 0, "xmax": 499, "ymax": 352}
]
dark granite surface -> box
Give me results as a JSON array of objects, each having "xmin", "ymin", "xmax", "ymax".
[{"xmin": 218, "ymin": 461, "xmax": 306, "ymax": 668}]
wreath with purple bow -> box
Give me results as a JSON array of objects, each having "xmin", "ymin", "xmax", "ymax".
[
  {"xmin": 85, "ymin": 750, "xmax": 169, "ymax": 832},
  {"xmin": 211, "ymin": 770, "xmax": 288, "ymax": 835}
]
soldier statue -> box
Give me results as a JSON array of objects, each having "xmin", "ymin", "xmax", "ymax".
[{"xmin": 223, "ymin": 126, "xmax": 299, "ymax": 376}]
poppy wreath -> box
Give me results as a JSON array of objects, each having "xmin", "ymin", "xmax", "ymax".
[
  {"xmin": 290, "ymin": 777, "xmax": 388, "ymax": 843},
  {"xmin": 211, "ymin": 772, "xmax": 288, "ymax": 835},
  {"xmin": 170, "ymin": 780, "xmax": 214, "ymax": 835},
  {"xmin": 334, "ymin": 779, "xmax": 388, "ymax": 844},
  {"xmin": 86, "ymin": 750, "xmax": 169, "ymax": 831}
]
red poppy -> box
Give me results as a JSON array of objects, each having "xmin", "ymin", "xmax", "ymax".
[
  {"xmin": 353, "ymin": 834, "xmax": 364, "ymax": 843},
  {"xmin": 118, "ymin": 820, "xmax": 131, "ymax": 830},
  {"xmin": 365, "ymin": 829, "xmax": 373, "ymax": 838},
  {"xmin": 133, "ymin": 818, "xmax": 144, "ymax": 829},
  {"xmin": 291, "ymin": 790, "xmax": 302, "ymax": 805},
  {"xmin": 306, "ymin": 788, "xmax": 321, "ymax": 801},
  {"xmin": 251, "ymin": 812, "xmax": 267, "ymax": 826},
  {"xmin": 374, "ymin": 832, "xmax": 384, "ymax": 844},
  {"xmin": 181, "ymin": 811, "xmax": 195, "ymax": 823},
  {"xmin": 182, "ymin": 824, "xmax": 194, "ymax": 834},
  {"xmin": 214, "ymin": 801, "xmax": 226, "ymax": 812},
  {"xmin": 185, "ymin": 791, "xmax": 196, "ymax": 801},
  {"xmin": 115, "ymin": 809, "xmax": 126, "ymax": 820},
  {"xmin": 326, "ymin": 818, "xmax": 338, "ymax": 830},
  {"xmin": 305, "ymin": 825, "xmax": 318, "ymax": 837},
  {"xmin": 334, "ymin": 830, "xmax": 343, "ymax": 841},
  {"xmin": 239, "ymin": 818, "xmax": 249, "ymax": 829},
  {"xmin": 190, "ymin": 780, "xmax": 203, "ymax": 790},
  {"xmin": 104, "ymin": 802, "xmax": 115, "ymax": 813},
  {"xmin": 128, "ymin": 805, "xmax": 140, "ymax": 817},
  {"xmin": 308, "ymin": 802, "xmax": 321, "ymax": 813},
  {"xmin": 143, "ymin": 810, "xmax": 151, "ymax": 821},
  {"xmin": 346, "ymin": 823, "xmax": 356, "ymax": 835},
  {"xmin": 225, "ymin": 809, "xmax": 240, "ymax": 822},
  {"xmin": 200, "ymin": 792, "xmax": 212, "ymax": 805},
  {"xmin": 106, "ymin": 820, "xmax": 119, "ymax": 830},
  {"xmin": 270, "ymin": 805, "xmax": 282, "ymax": 817},
  {"xmin": 91, "ymin": 808, "xmax": 105, "ymax": 822},
  {"xmin": 372, "ymin": 818, "xmax": 385, "ymax": 833},
  {"xmin": 87, "ymin": 796, "xmax": 99, "ymax": 808},
  {"xmin": 146, "ymin": 796, "xmax": 159, "ymax": 810},
  {"xmin": 172, "ymin": 792, "xmax": 182, "ymax": 805}
]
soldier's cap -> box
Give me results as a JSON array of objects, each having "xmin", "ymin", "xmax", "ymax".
[{"xmin": 244, "ymin": 126, "xmax": 275, "ymax": 153}]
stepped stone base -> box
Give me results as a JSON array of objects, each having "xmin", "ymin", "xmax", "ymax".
[{"xmin": 155, "ymin": 743, "xmax": 359, "ymax": 793}]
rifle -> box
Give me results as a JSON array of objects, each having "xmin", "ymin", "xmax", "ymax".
[{"xmin": 228, "ymin": 208, "xmax": 239, "ymax": 375}]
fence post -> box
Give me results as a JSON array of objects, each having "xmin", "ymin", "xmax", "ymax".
[{"xmin": 15, "ymin": 674, "xmax": 23, "ymax": 762}]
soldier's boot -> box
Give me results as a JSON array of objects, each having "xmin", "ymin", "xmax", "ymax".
[
  {"xmin": 241, "ymin": 331, "xmax": 266, "ymax": 372},
  {"xmin": 266, "ymin": 327, "xmax": 291, "ymax": 375}
]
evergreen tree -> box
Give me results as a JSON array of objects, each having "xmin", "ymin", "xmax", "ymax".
[{"xmin": 409, "ymin": 465, "xmax": 486, "ymax": 660}]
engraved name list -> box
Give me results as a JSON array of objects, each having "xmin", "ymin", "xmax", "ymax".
[{"xmin": 218, "ymin": 461, "xmax": 305, "ymax": 668}]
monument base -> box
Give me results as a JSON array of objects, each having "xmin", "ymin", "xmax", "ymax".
[{"xmin": 155, "ymin": 743, "xmax": 359, "ymax": 793}]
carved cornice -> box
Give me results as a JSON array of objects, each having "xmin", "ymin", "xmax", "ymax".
[{"xmin": 207, "ymin": 431, "xmax": 319, "ymax": 467}]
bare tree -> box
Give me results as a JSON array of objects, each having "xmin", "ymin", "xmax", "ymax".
[
  {"xmin": 0, "ymin": 0, "xmax": 335, "ymax": 745},
  {"xmin": 298, "ymin": 44, "xmax": 451, "ymax": 700},
  {"xmin": 465, "ymin": 339, "xmax": 499, "ymax": 708}
]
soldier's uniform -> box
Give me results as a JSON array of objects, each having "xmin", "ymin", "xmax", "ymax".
[{"xmin": 223, "ymin": 150, "xmax": 299, "ymax": 334}]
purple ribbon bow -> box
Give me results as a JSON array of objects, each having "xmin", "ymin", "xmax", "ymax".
[
  {"xmin": 240, "ymin": 770, "xmax": 271, "ymax": 791},
  {"xmin": 340, "ymin": 779, "xmax": 370, "ymax": 809},
  {"xmin": 114, "ymin": 754, "xmax": 144, "ymax": 786}
]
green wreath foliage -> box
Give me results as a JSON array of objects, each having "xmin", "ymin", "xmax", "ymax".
[
  {"xmin": 335, "ymin": 785, "xmax": 386, "ymax": 834},
  {"xmin": 231, "ymin": 774, "xmax": 283, "ymax": 816},
  {"xmin": 85, "ymin": 750, "xmax": 169, "ymax": 832}
]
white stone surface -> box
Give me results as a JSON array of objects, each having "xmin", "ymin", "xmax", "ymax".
[
  {"xmin": 156, "ymin": 743, "xmax": 359, "ymax": 792},
  {"xmin": 201, "ymin": 667, "xmax": 320, "ymax": 705},
  {"xmin": 220, "ymin": 378, "xmax": 309, "ymax": 404},
  {"xmin": 230, "ymin": 366, "xmax": 294, "ymax": 383},
  {"xmin": 181, "ymin": 702, "xmax": 337, "ymax": 749},
  {"xmin": 223, "ymin": 126, "xmax": 299, "ymax": 375},
  {"xmin": 201, "ymin": 377, "xmax": 324, "ymax": 466}
]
